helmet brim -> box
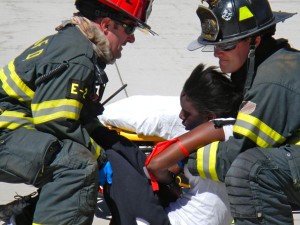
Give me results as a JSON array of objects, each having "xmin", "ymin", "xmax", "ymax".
[
  {"xmin": 187, "ymin": 11, "xmax": 296, "ymax": 51},
  {"xmin": 100, "ymin": 0, "xmax": 157, "ymax": 35}
]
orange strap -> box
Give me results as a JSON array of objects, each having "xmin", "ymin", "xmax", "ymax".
[
  {"xmin": 177, "ymin": 140, "xmax": 189, "ymax": 157},
  {"xmin": 145, "ymin": 138, "xmax": 188, "ymax": 191}
]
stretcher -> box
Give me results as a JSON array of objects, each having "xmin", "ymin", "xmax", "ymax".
[
  {"xmin": 99, "ymin": 95, "xmax": 190, "ymax": 188},
  {"xmin": 105, "ymin": 125, "xmax": 165, "ymax": 154}
]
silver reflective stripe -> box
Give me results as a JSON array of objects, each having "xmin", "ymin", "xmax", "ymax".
[
  {"xmin": 202, "ymin": 144, "xmax": 212, "ymax": 179},
  {"xmin": 196, "ymin": 142, "xmax": 219, "ymax": 181},
  {"xmin": 32, "ymin": 104, "xmax": 80, "ymax": 118},
  {"xmin": 235, "ymin": 119, "xmax": 278, "ymax": 146},
  {"xmin": 31, "ymin": 99, "xmax": 82, "ymax": 124}
]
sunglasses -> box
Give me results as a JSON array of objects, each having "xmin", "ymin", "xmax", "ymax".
[
  {"xmin": 114, "ymin": 20, "xmax": 137, "ymax": 35},
  {"xmin": 214, "ymin": 38, "xmax": 249, "ymax": 51},
  {"xmin": 214, "ymin": 40, "xmax": 240, "ymax": 51}
]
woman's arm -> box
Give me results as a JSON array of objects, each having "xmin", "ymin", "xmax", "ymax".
[{"xmin": 146, "ymin": 121, "xmax": 225, "ymax": 183}]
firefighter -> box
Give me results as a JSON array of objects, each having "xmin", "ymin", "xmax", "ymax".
[
  {"xmin": 146, "ymin": 0, "xmax": 300, "ymax": 224},
  {"xmin": 0, "ymin": 0, "xmax": 155, "ymax": 224}
]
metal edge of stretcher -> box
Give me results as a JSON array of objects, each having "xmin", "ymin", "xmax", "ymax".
[{"xmin": 106, "ymin": 125, "xmax": 165, "ymax": 142}]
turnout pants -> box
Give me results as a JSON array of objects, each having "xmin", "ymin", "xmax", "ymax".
[
  {"xmin": 225, "ymin": 145, "xmax": 300, "ymax": 225},
  {"xmin": 104, "ymin": 141, "xmax": 171, "ymax": 225},
  {"xmin": 0, "ymin": 128, "xmax": 98, "ymax": 225}
]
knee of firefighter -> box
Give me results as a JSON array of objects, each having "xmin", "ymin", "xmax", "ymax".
[
  {"xmin": 225, "ymin": 147, "xmax": 266, "ymax": 184},
  {"xmin": 54, "ymin": 140, "xmax": 98, "ymax": 177},
  {"xmin": 225, "ymin": 148, "xmax": 266, "ymax": 218}
]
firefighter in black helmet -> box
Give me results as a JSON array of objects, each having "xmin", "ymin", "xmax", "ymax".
[
  {"xmin": 0, "ymin": 0, "xmax": 156, "ymax": 224},
  {"xmin": 147, "ymin": 0, "xmax": 300, "ymax": 224}
]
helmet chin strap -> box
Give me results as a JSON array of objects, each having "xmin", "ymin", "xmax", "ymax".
[{"xmin": 244, "ymin": 37, "xmax": 256, "ymax": 95}]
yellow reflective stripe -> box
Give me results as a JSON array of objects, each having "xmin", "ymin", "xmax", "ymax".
[
  {"xmin": 31, "ymin": 99, "xmax": 82, "ymax": 111},
  {"xmin": 286, "ymin": 130, "xmax": 300, "ymax": 145},
  {"xmin": 0, "ymin": 121, "xmax": 34, "ymax": 130},
  {"xmin": 1, "ymin": 110, "xmax": 31, "ymax": 118},
  {"xmin": 31, "ymin": 99, "xmax": 82, "ymax": 124},
  {"xmin": 196, "ymin": 141, "xmax": 220, "ymax": 181},
  {"xmin": 0, "ymin": 110, "xmax": 34, "ymax": 130},
  {"xmin": 0, "ymin": 60, "xmax": 34, "ymax": 102},
  {"xmin": 33, "ymin": 111, "xmax": 79, "ymax": 124},
  {"xmin": 196, "ymin": 146, "xmax": 206, "ymax": 178},
  {"xmin": 234, "ymin": 124, "xmax": 271, "ymax": 147},
  {"xmin": 90, "ymin": 137, "xmax": 101, "ymax": 159},
  {"xmin": 234, "ymin": 112, "xmax": 285, "ymax": 148},
  {"xmin": 209, "ymin": 142, "xmax": 219, "ymax": 181}
]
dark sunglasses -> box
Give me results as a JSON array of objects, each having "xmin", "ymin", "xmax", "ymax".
[
  {"xmin": 214, "ymin": 40, "xmax": 239, "ymax": 51},
  {"xmin": 114, "ymin": 20, "xmax": 137, "ymax": 35},
  {"xmin": 214, "ymin": 38, "xmax": 249, "ymax": 51}
]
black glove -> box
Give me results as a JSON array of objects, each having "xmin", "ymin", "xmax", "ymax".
[
  {"xmin": 90, "ymin": 126, "xmax": 135, "ymax": 150},
  {"xmin": 157, "ymin": 180, "xmax": 182, "ymax": 208}
]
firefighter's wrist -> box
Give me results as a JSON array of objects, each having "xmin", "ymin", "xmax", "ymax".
[
  {"xmin": 97, "ymin": 150, "xmax": 108, "ymax": 170},
  {"xmin": 162, "ymin": 171, "xmax": 176, "ymax": 186},
  {"xmin": 164, "ymin": 179, "xmax": 178, "ymax": 190},
  {"xmin": 164, "ymin": 177, "xmax": 182, "ymax": 197}
]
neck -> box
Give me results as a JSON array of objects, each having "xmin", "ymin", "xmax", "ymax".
[{"xmin": 56, "ymin": 15, "xmax": 115, "ymax": 64}]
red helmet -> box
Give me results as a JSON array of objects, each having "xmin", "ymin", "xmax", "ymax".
[{"xmin": 75, "ymin": 0, "xmax": 156, "ymax": 35}]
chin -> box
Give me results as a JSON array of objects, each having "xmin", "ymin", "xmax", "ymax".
[
  {"xmin": 115, "ymin": 53, "xmax": 122, "ymax": 59},
  {"xmin": 219, "ymin": 65, "xmax": 230, "ymax": 73}
]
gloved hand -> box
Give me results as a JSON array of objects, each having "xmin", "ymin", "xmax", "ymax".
[
  {"xmin": 98, "ymin": 161, "xmax": 113, "ymax": 186},
  {"xmin": 177, "ymin": 161, "xmax": 184, "ymax": 169}
]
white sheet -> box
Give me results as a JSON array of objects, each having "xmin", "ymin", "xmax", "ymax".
[{"xmin": 98, "ymin": 95, "xmax": 186, "ymax": 140}]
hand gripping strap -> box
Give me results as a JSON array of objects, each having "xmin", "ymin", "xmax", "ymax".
[{"xmin": 145, "ymin": 138, "xmax": 188, "ymax": 191}]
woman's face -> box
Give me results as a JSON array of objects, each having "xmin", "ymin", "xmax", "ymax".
[{"xmin": 179, "ymin": 93, "xmax": 210, "ymax": 130}]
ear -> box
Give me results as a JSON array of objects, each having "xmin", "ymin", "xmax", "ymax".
[
  {"xmin": 207, "ymin": 112, "xmax": 217, "ymax": 121},
  {"xmin": 95, "ymin": 17, "xmax": 111, "ymax": 34},
  {"xmin": 255, "ymin": 36, "xmax": 261, "ymax": 48}
]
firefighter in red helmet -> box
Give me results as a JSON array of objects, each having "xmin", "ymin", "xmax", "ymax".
[{"xmin": 0, "ymin": 0, "xmax": 156, "ymax": 224}]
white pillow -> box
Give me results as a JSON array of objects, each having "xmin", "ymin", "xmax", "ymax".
[{"xmin": 98, "ymin": 95, "xmax": 186, "ymax": 140}]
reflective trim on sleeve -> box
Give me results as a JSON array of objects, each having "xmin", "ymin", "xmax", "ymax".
[
  {"xmin": 234, "ymin": 112, "xmax": 286, "ymax": 148},
  {"xmin": 196, "ymin": 141, "xmax": 220, "ymax": 181},
  {"xmin": 90, "ymin": 137, "xmax": 101, "ymax": 159},
  {"xmin": 0, "ymin": 60, "xmax": 34, "ymax": 102},
  {"xmin": 0, "ymin": 110, "xmax": 34, "ymax": 130},
  {"xmin": 286, "ymin": 129, "xmax": 300, "ymax": 146},
  {"xmin": 31, "ymin": 99, "xmax": 83, "ymax": 124}
]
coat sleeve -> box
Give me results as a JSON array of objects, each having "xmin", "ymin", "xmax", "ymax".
[
  {"xmin": 188, "ymin": 72, "xmax": 300, "ymax": 182},
  {"xmin": 32, "ymin": 58, "xmax": 107, "ymax": 167}
]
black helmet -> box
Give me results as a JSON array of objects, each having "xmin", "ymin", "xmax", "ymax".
[{"xmin": 188, "ymin": 0, "xmax": 296, "ymax": 50}]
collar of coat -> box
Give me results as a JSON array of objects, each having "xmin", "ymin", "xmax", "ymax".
[{"xmin": 56, "ymin": 13, "xmax": 115, "ymax": 64}]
